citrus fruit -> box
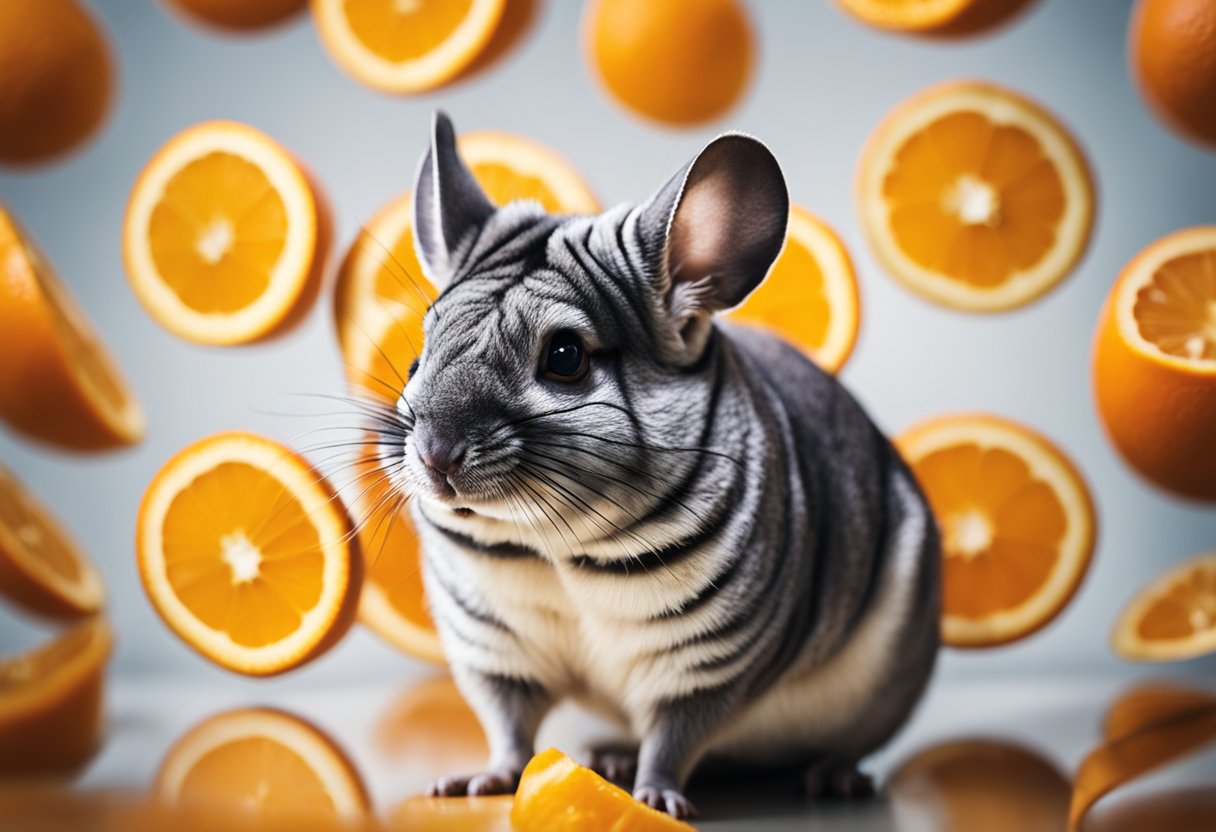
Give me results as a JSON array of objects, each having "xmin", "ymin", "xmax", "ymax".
[
  {"xmin": 1111, "ymin": 553, "xmax": 1216, "ymax": 661},
  {"xmin": 136, "ymin": 431, "xmax": 363, "ymax": 676},
  {"xmin": 456, "ymin": 132, "xmax": 601, "ymax": 215},
  {"xmin": 727, "ymin": 205, "xmax": 861, "ymax": 374},
  {"xmin": 155, "ymin": 707, "xmax": 369, "ymax": 824},
  {"xmin": 896, "ymin": 413, "xmax": 1097, "ymax": 648},
  {"xmin": 0, "ymin": 204, "xmax": 145, "ymax": 451},
  {"xmin": 1129, "ymin": 0, "xmax": 1216, "ymax": 148},
  {"xmin": 163, "ymin": 0, "xmax": 307, "ymax": 31},
  {"xmin": 833, "ymin": 0, "xmax": 1038, "ymax": 38},
  {"xmin": 583, "ymin": 0, "xmax": 753, "ymax": 127},
  {"xmin": 0, "ymin": 462, "xmax": 104, "ymax": 620},
  {"xmin": 0, "ymin": 0, "xmax": 114, "ymax": 165},
  {"xmin": 1092, "ymin": 226, "xmax": 1216, "ymax": 501},
  {"xmin": 375, "ymin": 676, "xmax": 485, "ymax": 764},
  {"xmin": 123, "ymin": 121, "xmax": 332, "ymax": 346},
  {"xmin": 311, "ymin": 0, "xmax": 506, "ymax": 94},
  {"xmin": 512, "ymin": 748, "xmax": 692, "ymax": 831},
  {"xmin": 390, "ymin": 796, "xmax": 513, "ymax": 832},
  {"xmin": 857, "ymin": 80, "xmax": 1094, "ymax": 312},
  {"xmin": 452, "ymin": 0, "xmax": 541, "ymax": 85},
  {"xmin": 0, "ymin": 617, "xmax": 112, "ymax": 776}
]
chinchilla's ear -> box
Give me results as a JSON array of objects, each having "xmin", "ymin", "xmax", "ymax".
[
  {"xmin": 412, "ymin": 111, "xmax": 495, "ymax": 291},
  {"xmin": 638, "ymin": 133, "xmax": 788, "ymax": 363}
]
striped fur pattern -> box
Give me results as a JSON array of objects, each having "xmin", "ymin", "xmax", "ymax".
[{"xmin": 377, "ymin": 113, "xmax": 940, "ymax": 817}]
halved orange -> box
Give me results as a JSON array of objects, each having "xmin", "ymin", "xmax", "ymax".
[
  {"xmin": 727, "ymin": 205, "xmax": 861, "ymax": 374},
  {"xmin": 0, "ymin": 462, "xmax": 104, "ymax": 619},
  {"xmin": 1093, "ymin": 226, "xmax": 1216, "ymax": 501},
  {"xmin": 124, "ymin": 121, "xmax": 331, "ymax": 346},
  {"xmin": 0, "ymin": 204, "xmax": 144, "ymax": 450},
  {"xmin": 155, "ymin": 707, "xmax": 369, "ymax": 824},
  {"xmin": 390, "ymin": 796, "xmax": 513, "ymax": 832},
  {"xmin": 858, "ymin": 80, "xmax": 1094, "ymax": 312},
  {"xmin": 896, "ymin": 413, "xmax": 1097, "ymax": 647},
  {"xmin": 1111, "ymin": 553, "xmax": 1216, "ymax": 662},
  {"xmin": 833, "ymin": 0, "xmax": 1037, "ymax": 38},
  {"xmin": 311, "ymin": 0, "xmax": 506, "ymax": 94},
  {"xmin": 136, "ymin": 431, "xmax": 363, "ymax": 676},
  {"xmin": 0, "ymin": 617, "xmax": 112, "ymax": 776}
]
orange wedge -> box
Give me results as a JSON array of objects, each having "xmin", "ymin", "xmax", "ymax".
[
  {"xmin": 0, "ymin": 617, "xmax": 112, "ymax": 776},
  {"xmin": 311, "ymin": 0, "xmax": 506, "ymax": 94},
  {"xmin": 1093, "ymin": 226, "xmax": 1216, "ymax": 501},
  {"xmin": 857, "ymin": 80, "xmax": 1094, "ymax": 312},
  {"xmin": 155, "ymin": 707, "xmax": 369, "ymax": 825},
  {"xmin": 727, "ymin": 205, "xmax": 861, "ymax": 374},
  {"xmin": 833, "ymin": 0, "xmax": 1037, "ymax": 38},
  {"xmin": 896, "ymin": 413, "xmax": 1097, "ymax": 648},
  {"xmin": 0, "ymin": 204, "xmax": 144, "ymax": 451},
  {"xmin": 512, "ymin": 748, "xmax": 692, "ymax": 831},
  {"xmin": 1111, "ymin": 554, "xmax": 1216, "ymax": 662},
  {"xmin": 0, "ymin": 462, "xmax": 104, "ymax": 619},
  {"xmin": 136, "ymin": 432, "xmax": 363, "ymax": 676},
  {"xmin": 123, "ymin": 121, "xmax": 331, "ymax": 346},
  {"xmin": 391, "ymin": 795, "xmax": 513, "ymax": 832}
]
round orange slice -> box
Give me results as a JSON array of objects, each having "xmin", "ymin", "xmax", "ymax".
[
  {"xmin": 311, "ymin": 0, "xmax": 506, "ymax": 94},
  {"xmin": 457, "ymin": 132, "xmax": 601, "ymax": 215},
  {"xmin": 1111, "ymin": 553, "xmax": 1216, "ymax": 662},
  {"xmin": 857, "ymin": 80, "xmax": 1094, "ymax": 312},
  {"xmin": 136, "ymin": 431, "xmax": 363, "ymax": 676},
  {"xmin": 727, "ymin": 205, "xmax": 861, "ymax": 374},
  {"xmin": 391, "ymin": 796, "xmax": 514, "ymax": 832},
  {"xmin": 896, "ymin": 413, "xmax": 1097, "ymax": 648},
  {"xmin": 0, "ymin": 204, "xmax": 144, "ymax": 451},
  {"xmin": 155, "ymin": 707, "xmax": 369, "ymax": 824},
  {"xmin": 0, "ymin": 617, "xmax": 112, "ymax": 776},
  {"xmin": 0, "ymin": 462, "xmax": 104, "ymax": 619},
  {"xmin": 833, "ymin": 0, "xmax": 1037, "ymax": 38},
  {"xmin": 375, "ymin": 675, "xmax": 485, "ymax": 765},
  {"xmin": 123, "ymin": 121, "xmax": 331, "ymax": 346}
]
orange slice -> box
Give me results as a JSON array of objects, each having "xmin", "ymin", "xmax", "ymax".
[
  {"xmin": 1093, "ymin": 226, "xmax": 1216, "ymax": 501},
  {"xmin": 163, "ymin": 0, "xmax": 307, "ymax": 31},
  {"xmin": 1111, "ymin": 553, "xmax": 1216, "ymax": 661},
  {"xmin": 832, "ymin": 0, "xmax": 1037, "ymax": 38},
  {"xmin": 457, "ymin": 132, "xmax": 601, "ymax": 215},
  {"xmin": 136, "ymin": 431, "xmax": 363, "ymax": 676},
  {"xmin": 311, "ymin": 0, "xmax": 506, "ymax": 94},
  {"xmin": 390, "ymin": 796, "xmax": 513, "ymax": 832},
  {"xmin": 0, "ymin": 617, "xmax": 112, "ymax": 776},
  {"xmin": 0, "ymin": 204, "xmax": 144, "ymax": 450},
  {"xmin": 896, "ymin": 413, "xmax": 1097, "ymax": 647},
  {"xmin": 123, "ymin": 121, "xmax": 331, "ymax": 346},
  {"xmin": 155, "ymin": 707, "xmax": 369, "ymax": 825},
  {"xmin": 727, "ymin": 205, "xmax": 861, "ymax": 374},
  {"xmin": 857, "ymin": 80, "xmax": 1094, "ymax": 312},
  {"xmin": 512, "ymin": 748, "xmax": 692, "ymax": 831},
  {"xmin": 375, "ymin": 675, "xmax": 486, "ymax": 765},
  {"xmin": 0, "ymin": 462, "xmax": 104, "ymax": 619}
]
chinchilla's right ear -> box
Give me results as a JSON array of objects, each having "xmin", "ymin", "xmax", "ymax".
[{"xmin": 412, "ymin": 111, "xmax": 495, "ymax": 291}]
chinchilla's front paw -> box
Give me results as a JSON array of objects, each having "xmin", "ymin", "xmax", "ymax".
[
  {"xmin": 427, "ymin": 766, "xmax": 523, "ymax": 797},
  {"xmin": 634, "ymin": 784, "xmax": 698, "ymax": 819}
]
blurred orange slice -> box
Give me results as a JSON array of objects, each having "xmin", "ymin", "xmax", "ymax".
[
  {"xmin": 833, "ymin": 0, "xmax": 1037, "ymax": 37},
  {"xmin": 375, "ymin": 676, "xmax": 485, "ymax": 765},
  {"xmin": 136, "ymin": 432, "xmax": 362, "ymax": 676},
  {"xmin": 164, "ymin": 0, "xmax": 307, "ymax": 31},
  {"xmin": 0, "ymin": 204, "xmax": 144, "ymax": 450},
  {"xmin": 896, "ymin": 413, "xmax": 1096, "ymax": 647},
  {"xmin": 124, "ymin": 121, "xmax": 331, "ymax": 346},
  {"xmin": 1112, "ymin": 553, "xmax": 1216, "ymax": 662},
  {"xmin": 0, "ymin": 617, "xmax": 112, "ymax": 776},
  {"xmin": 727, "ymin": 205, "xmax": 861, "ymax": 374},
  {"xmin": 858, "ymin": 80, "xmax": 1094, "ymax": 312},
  {"xmin": 390, "ymin": 796, "xmax": 513, "ymax": 832},
  {"xmin": 311, "ymin": 0, "xmax": 506, "ymax": 94},
  {"xmin": 457, "ymin": 132, "xmax": 601, "ymax": 215},
  {"xmin": 0, "ymin": 462, "xmax": 104, "ymax": 619}
]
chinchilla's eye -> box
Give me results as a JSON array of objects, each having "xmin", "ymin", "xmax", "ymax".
[{"xmin": 543, "ymin": 330, "xmax": 588, "ymax": 382}]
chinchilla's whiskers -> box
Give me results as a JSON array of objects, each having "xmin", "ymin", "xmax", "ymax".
[
  {"xmin": 507, "ymin": 472, "xmax": 574, "ymax": 561},
  {"xmin": 350, "ymin": 228, "xmax": 438, "ymax": 323},
  {"xmin": 514, "ymin": 471, "xmax": 583, "ymax": 554}
]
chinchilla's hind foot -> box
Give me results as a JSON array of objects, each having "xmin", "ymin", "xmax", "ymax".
[
  {"xmin": 587, "ymin": 742, "xmax": 638, "ymax": 785},
  {"xmin": 802, "ymin": 758, "xmax": 875, "ymax": 800}
]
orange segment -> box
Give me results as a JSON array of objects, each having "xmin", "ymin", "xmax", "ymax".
[
  {"xmin": 512, "ymin": 748, "xmax": 693, "ymax": 831},
  {"xmin": 155, "ymin": 708, "xmax": 369, "ymax": 825},
  {"xmin": 0, "ymin": 617, "xmax": 112, "ymax": 776},
  {"xmin": 1093, "ymin": 226, "xmax": 1216, "ymax": 501},
  {"xmin": 727, "ymin": 205, "xmax": 861, "ymax": 374},
  {"xmin": 832, "ymin": 0, "xmax": 1037, "ymax": 37},
  {"xmin": 0, "ymin": 205, "xmax": 144, "ymax": 450},
  {"xmin": 390, "ymin": 796, "xmax": 513, "ymax": 832},
  {"xmin": 136, "ymin": 432, "xmax": 363, "ymax": 676},
  {"xmin": 311, "ymin": 0, "xmax": 506, "ymax": 94},
  {"xmin": 857, "ymin": 80, "xmax": 1094, "ymax": 312},
  {"xmin": 896, "ymin": 413, "xmax": 1096, "ymax": 647},
  {"xmin": 124, "ymin": 121, "xmax": 331, "ymax": 346},
  {"xmin": 1111, "ymin": 553, "xmax": 1216, "ymax": 661},
  {"xmin": 0, "ymin": 462, "xmax": 104, "ymax": 619}
]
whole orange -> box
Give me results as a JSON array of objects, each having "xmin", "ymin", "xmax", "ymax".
[
  {"xmin": 583, "ymin": 0, "xmax": 754, "ymax": 127},
  {"xmin": 1129, "ymin": 0, "xmax": 1216, "ymax": 147},
  {"xmin": 163, "ymin": 0, "xmax": 306, "ymax": 31},
  {"xmin": 0, "ymin": 0, "xmax": 114, "ymax": 165}
]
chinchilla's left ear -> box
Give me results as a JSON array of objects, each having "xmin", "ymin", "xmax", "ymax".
[
  {"xmin": 638, "ymin": 133, "xmax": 789, "ymax": 363},
  {"xmin": 412, "ymin": 111, "xmax": 495, "ymax": 291}
]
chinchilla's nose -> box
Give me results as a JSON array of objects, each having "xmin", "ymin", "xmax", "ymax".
[{"xmin": 414, "ymin": 422, "xmax": 467, "ymax": 485}]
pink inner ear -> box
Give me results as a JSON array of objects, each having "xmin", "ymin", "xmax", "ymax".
[{"xmin": 668, "ymin": 177, "xmax": 735, "ymax": 285}]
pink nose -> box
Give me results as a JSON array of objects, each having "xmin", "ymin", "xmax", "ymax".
[{"xmin": 414, "ymin": 426, "xmax": 466, "ymax": 494}]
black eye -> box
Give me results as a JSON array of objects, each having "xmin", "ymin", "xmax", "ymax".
[
  {"xmin": 408, "ymin": 358, "xmax": 419, "ymax": 379},
  {"xmin": 543, "ymin": 330, "xmax": 588, "ymax": 382}
]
